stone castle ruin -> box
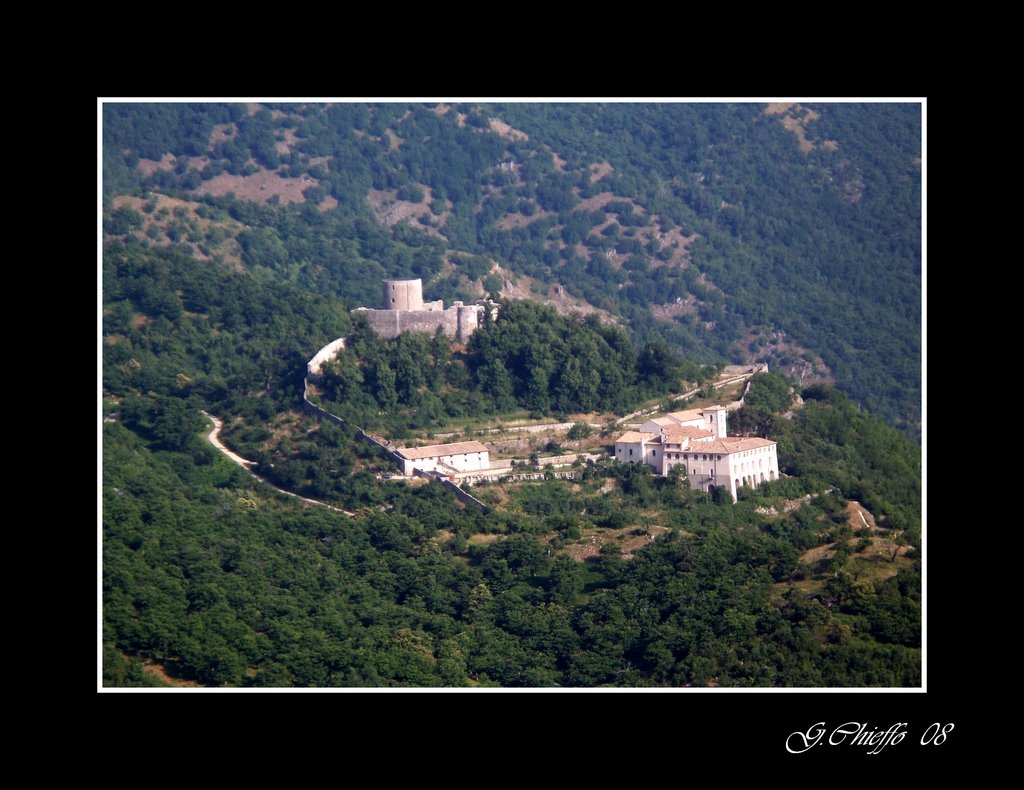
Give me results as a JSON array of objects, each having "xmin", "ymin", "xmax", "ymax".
[{"xmin": 352, "ymin": 278, "xmax": 498, "ymax": 342}]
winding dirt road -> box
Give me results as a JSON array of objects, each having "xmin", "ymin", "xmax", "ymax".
[{"xmin": 203, "ymin": 411, "xmax": 354, "ymax": 517}]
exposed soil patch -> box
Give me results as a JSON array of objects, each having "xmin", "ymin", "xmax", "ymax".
[
  {"xmin": 574, "ymin": 191, "xmax": 623, "ymax": 214},
  {"xmin": 763, "ymin": 103, "xmax": 837, "ymax": 154},
  {"xmin": 650, "ymin": 296, "xmax": 700, "ymax": 320},
  {"xmin": 489, "ymin": 118, "xmax": 529, "ymax": 141},
  {"xmin": 654, "ymin": 226, "xmax": 698, "ymax": 266},
  {"xmin": 793, "ymin": 498, "xmax": 912, "ymax": 587},
  {"xmin": 467, "ymin": 533, "xmax": 504, "ymax": 547},
  {"xmin": 739, "ymin": 327, "xmax": 833, "ymax": 389},
  {"xmin": 196, "ymin": 170, "xmax": 314, "ymax": 205},
  {"xmin": 368, "ymin": 187, "xmax": 434, "ymax": 226},
  {"xmin": 142, "ymin": 660, "xmax": 203, "ymax": 688},
  {"xmin": 112, "ymin": 193, "xmax": 247, "ymax": 270},
  {"xmin": 498, "ymin": 274, "xmax": 533, "ymax": 302},
  {"xmin": 621, "ymin": 525, "xmax": 671, "ymax": 559},
  {"xmin": 546, "ymin": 283, "xmax": 605, "ymax": 318},
  {"xmin": 781, "ymin": 112, "xmax": 816, "ymax": 153},
  {"xmin": 275, "ymin": 127, "xmax": 300, "ymax": 156},
  {"xmin": 590, "ymin": 161, "xmax": 613, "ymax": 183},
  {"xmin": 495, "ymin": 210, "xmax": 555, "ymax": 231},
  {"xmin": 493, "ymin": 270, "xmax": 615, "ymax": 323},
  {"xmin": 210, "ymin": 122, "xmax": 237, "ymax": 146},
  {"xmin": 562, "ymin": 524, "xmax": 670, "ymax": 562},
  {"xmin": 845, "ymin": 500, "xmax": 877, "ymax": 530},
  {"xmin": 136, "ymin": 153, "xmax": 176, "ymax": 177}
]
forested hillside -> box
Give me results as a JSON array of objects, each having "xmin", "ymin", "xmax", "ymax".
[
  {"xmin": 103, "ymin": 101, "xmax": 920, "ymax": 434},
  {"xmin": 102, "ymin": 228, "xmax": 920, "ymax": 688},
  {"xmin": 102, "ymin": 101, "xmax": 921, "ymax": 688},
  {"xmin": 315, "ymin": 301, "xmax": 707, "ymax": 435}
]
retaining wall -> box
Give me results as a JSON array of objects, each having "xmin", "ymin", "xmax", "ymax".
[{"xmin": 307, "ymin": 337, "xmax": 347, "ymax": 377}]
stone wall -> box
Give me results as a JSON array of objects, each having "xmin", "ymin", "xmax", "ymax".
[
  {"xmin": 439, "ymin": 477, "xmax": 489, "ymax": 509},
  {"xmin": 303, "ymin": 377, "xmax": 406, "ymax": 465},
  {"xmin": 303, "ymin": 373, "xmax": 491, "ymax": 508},
  {"xmin": 353, "ymin": 303, "xmax": 485, "ymax": 341},
  {"xmin": 306, "ymin": 337, "xmax": 347, "ymax": 377},
  {"xmin": 536, "ymin": 453, "xmax": 601, "ymax": 467},
  {"xmin": 302, "ymin": 378, "xmax": 348, "ymax": 427}
]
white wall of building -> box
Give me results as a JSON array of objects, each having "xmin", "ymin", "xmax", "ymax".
[
  {"xmin": 401, "ymin": 450, "xmax": 490, "ymax": 477},
  {"xmin": 726, "ymin": 446, "xmax": 778, "ymax": 497},
  {"xmin": 615, "ymin": 439, "xmax": 648, "ymax": 465},
  {"xmin": 444, "ymin": 451, "xmax": 489, "ymax": 472},
  {"xmin": 617, "ymin": 433, "xmax": 780, "ymax": 502},
  {"xmin": 704, "ymin": 408, "xmax": 727, "ymax": 438}
]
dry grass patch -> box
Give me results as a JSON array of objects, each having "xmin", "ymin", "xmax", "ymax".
[
  {"xmin": 488, "ymin": 118, "xmax": 529, "ymax": 141},
  {"xmin": 561, "ymin": 523, "xmax": 670, "ymax": 562},
  {"xmin": 142, "ymin": 660, "xmax": 203, "ymax": 688},
  {"xmin": 763, "ymin": 103, "xmax": 837, "ymax": 154},
  {"xmin": 196, "ymin": 170, "xmax": 313, "ymax": 205},
  {"xmin": 573, "ymin": 191, "xmax": 620, "ymax": 213},
  {"xmin": 467, "ymin": 533, "xmax": 505, "ymax": 547},
  {"xmin": 590, "ymin": 161, "xmax": 613, "ymax": 183}
]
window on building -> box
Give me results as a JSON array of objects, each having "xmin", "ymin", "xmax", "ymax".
[{"xmin": 629, "ymin": 449, "xmax": 633, "ymax": 456}]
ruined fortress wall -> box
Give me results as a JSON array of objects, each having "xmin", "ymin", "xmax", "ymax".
[
  {"xmin": 354, "ymin": 278, "xmax": 494, "ymax": 341},
  {"xmin": 457, "ymin": 303, "xmax": 481, "ymax": 339},
  {"xmin": 357, "ymin": 307, "xmax": 453, "ymax": 339},
  {"xmin": 357, "ymin": 304, "xmax": 484, "ymax": 340},
  {"xmin": 396, "ymin": 308, "xmax": 461, "ymax": 337}
]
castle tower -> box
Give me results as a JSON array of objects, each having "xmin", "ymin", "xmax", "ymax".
[{"xmin": 382, "ymin": 279, "xmax": 424, "ymax": 311}]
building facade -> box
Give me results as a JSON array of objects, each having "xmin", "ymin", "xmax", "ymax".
[
  {"xmin": 614, "ymin": 406, "xmax": 779, "ymax": 501},
  {"xmin": 393, "ymin": 440, "xmax": 490, "ymax": 477}
]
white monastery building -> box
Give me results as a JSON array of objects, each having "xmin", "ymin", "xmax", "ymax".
[
  {"xmin": 393, "ymin": 440, "xmax": 490, "ymax": 477},
  {"xmin": 614, "ymin": 406, "xmax": 778, "ymax": 501}
]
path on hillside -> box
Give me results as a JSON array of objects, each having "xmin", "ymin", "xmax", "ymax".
[
  {"xmin": 203, "ymin": 412, "xmax": 355, "ymax": 517},
  {"xmin": 617, "ymin": 371, "xmax": 756, "ymax": 425},
  {"xmin": 431, "ymin": 421, "xmax": 604, "ymax": 440}
]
